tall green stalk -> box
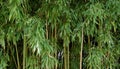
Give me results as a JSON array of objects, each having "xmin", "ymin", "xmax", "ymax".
[
  {"xmin": 15, "ymin": 45, "xmax": 20, "ymax": 69},
  {"xmin": 23, "ymin": 35, "xmax": 26, "ymax": 69},
  {"xmin": 46, "ymin": 21, "xmax": 48, "ymax": 39},
  {"xmin": 88, "ymin": 35, "xmax": 90, "ymax": 48},
  {"xmin": 9, "ymin": 44, "xmax": 17, "ymax": 68},
  {"xmin": 67, "ymin": 45, "xmax": 69, "ymax": 69},
  {"xmin": 80, "ymin": 27, "xmax": 84, "ymax": 69},
  {"xmin": 55, "ymin": 23, "xmax": 57, "ymax": 69},
  {"xmin": 63, "ymin": 43, "xmax": 67, "ymax": 69}
]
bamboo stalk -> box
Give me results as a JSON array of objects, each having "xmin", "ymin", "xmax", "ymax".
[
  {"xmin": 51, "ymin": 23, "xmax": 55, "ymax": 69},
  {"xmin": 9, "ymin": 45, "xmax": 17, "ymax": 69},
  {"xmin": 64, "ymin": 42, "xmax": 67, "ymax": 69},
  {"xmin": 46, "ymin": 20, "xmax": 49, "ymax": 69},
  {"xmin": 80, "ymin": 27, "xmax": 84, "ymax": 69},
  {"xmin": 68, "ymin": 45, "xmax": 69, "ymax": 69},
  {"xmin": 15, "ymin": 45, "xmax": 20, "ymax": 69},
  {"xmin": 46, "ymin": 21, "xmax": 48, "ymax": 39},
  {"xmin": 55, "ymin": 23, "xmax": 58, "ymax": 69},
  {"xmin": 88, "ymin": 35, "xmax": 90, "ymax": 47},
  {"xmin": 106, "ymin": 51, "xmax": 110, "ymax": 69},
  {"xmin": 23, "ymin": 36, "xmax": 26, "ymax": 69}
]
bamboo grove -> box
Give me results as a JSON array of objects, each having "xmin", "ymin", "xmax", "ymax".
[{"xmin": 0, "ymin": 0, "xmax": 120, "ymax": 69}]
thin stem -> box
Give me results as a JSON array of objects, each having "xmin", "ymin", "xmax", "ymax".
[
  {"xmin": 46, "ymin": 21, "xmax": 48, "ymax": 68},
  {"xmin": 46, "ymin": 21, "xmax": 48, "ymax": 39},
  {"xmin": 23, "ymin": 36, "xmax": 26, "ymax": 69},
  {"xmin": 9, "ymin": 45, "xmax": 17, "ymax": 69},
  {"xmin": 55, "ymin": 23, "xmax": 57, "ymax": 69},
  {"xmin": 15, "ymin": 45, "xmax": 20, "ymax": 69},
  {"xmin": 80, "ymin": 27, "xmax": 84, "ymax": 69},
  {"xmin": 88, "ymin": 35, "xmax": 90, "ymax": 49},
  {"xmin": 64, "ymin": 42, "xmax": 67, "ymax": 69},
  {"xmin": 67, "ymin": 46, "xmax": 69, "ymax": 69}
]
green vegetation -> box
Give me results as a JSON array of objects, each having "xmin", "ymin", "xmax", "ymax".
[{"xmin": 0, "ymin": 0, "xmax": 120, "ymax": 69}]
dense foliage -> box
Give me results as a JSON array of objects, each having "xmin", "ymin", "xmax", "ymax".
[{"xmin": 0, "ymin": 0, "xmax": 120, "ymax": 69}]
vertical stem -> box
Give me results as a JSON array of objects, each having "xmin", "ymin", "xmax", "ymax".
[
  {"xmin": 88, "ymin": 35, "xmax": 90, "ymax": 69},
  {"xmin": 15, "ymin": 45, "xmax": 20, "ymax": 69},
  {"xmin": 106, "ymin": 51, "xmax": 110, "ymax": 69},
  {"xmin": 55, "ymin": 23, "xmax": 57, "ymax": 69},
  {"xmin": 80, "ymin": 27, "xmax": 84, "ymax": 69},
  {"xmin": 67, "ymin": 45, "xmax": 69, "ymax": 69},
  {"xmin": 64, "ymin": 42, "xmax": 67, "ymax": 69},
  {"xmin": 46, "ymin": 20, "xmax": 49, "ymax": 69},
  {"xmin": 46, "ymin": 21, "xmax": 48, "ymax": 39},
  {"xmin": 23, "ymin": 35, "xmax": 26, "ymax": 69},
  {"xmin": 88, "ymin": 36, "xmax": 90, "ymax": 46},
  {"xmin": 88, "ymin": 35, "xmax": 90, "ymax": 49},
  {"xmin": 9, "ymin": 44, "xmax": 17, "ymax": 69}
]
